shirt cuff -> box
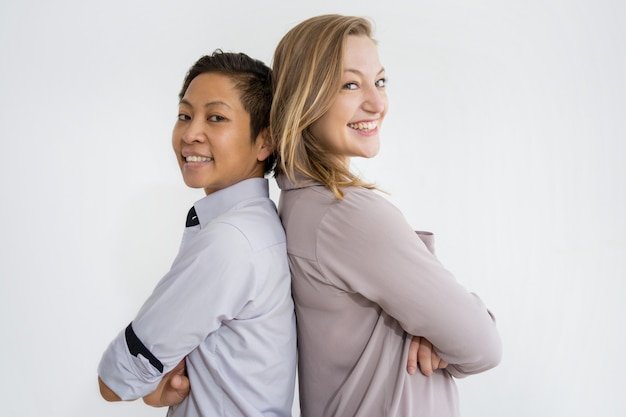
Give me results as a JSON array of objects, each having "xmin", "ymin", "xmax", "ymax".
[{"xmin": 97, "ymin": 324, "xmax": 163, "ymax": 400}]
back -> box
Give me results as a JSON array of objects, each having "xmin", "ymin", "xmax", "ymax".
[{"xmin": 278, "ymin": 174, "xmax": 501, "ymax": 417}]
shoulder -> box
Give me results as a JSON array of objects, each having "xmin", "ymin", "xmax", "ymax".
[
  {"xmin": 341, "ymin": 187, "xmax": 401, "ymax": 215},
  {"xmin": 325, "ymin": 187, "xmax": 406, "ymax": 231},
  {"xmin": 281, "ymin": 184, "xmax": 401, "ymax": 222},
  {"xmin": 314, "ymin": 187, "xmax": 417, "ymax": 264},
  {"xmin": 179, "ymin": 201, "xmax": 286, "ymax": 277},
  {"xmin": 210, "ymin": 197, "xmax": 286, "ymax": 252},
  {"xmin": 280, "ymin": 184, "xmax": 409, "ymax": 238},
  {"xmin": 286, "ymin": 185, "xmax": 412, "ymax": 250}
]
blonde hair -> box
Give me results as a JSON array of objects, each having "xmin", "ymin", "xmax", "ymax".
[{"xmin": 271, "ymin": 14, "xmax": 378, "ymax": 199}]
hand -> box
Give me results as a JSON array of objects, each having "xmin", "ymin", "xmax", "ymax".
[
  {"xmin": 406, "ymin": 336, "xmax": 448, "ymax": 376},
  {"xmin": 143, "ymin": 358, "xmax": 190, "ymax": 407}
]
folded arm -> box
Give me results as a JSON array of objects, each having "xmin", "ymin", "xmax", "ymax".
[{"xmin": 320, "ymin": 192, "xmax": 502, "ymax": 376}]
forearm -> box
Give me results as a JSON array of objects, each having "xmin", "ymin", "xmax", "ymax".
[
  {"xmin": 435, "ymin": 303, "xmax": 502, "ymax": 376},
  {"xmin": 98, "ymin": 376, "xmax": 122, "ymax": 402},
  {"xmin": 321, "ymin": 191, "xmax": 502, "ymax": 375},
  {"xmin": 384, "ymin": 230, "xmax": 502, "ymax": 370}
]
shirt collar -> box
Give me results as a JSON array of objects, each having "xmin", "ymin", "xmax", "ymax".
[
  {"xmin": 192, "ymin": 178, "xmax": 269, "ymax": 227},
  {"xmin": 275, "ymin": 172, "xmax": 321, "ymax": 191}
]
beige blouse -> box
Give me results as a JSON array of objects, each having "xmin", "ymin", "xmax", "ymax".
[{"xmin": 276, "ymin": 174, "xmax": 502, "ymax": 417}]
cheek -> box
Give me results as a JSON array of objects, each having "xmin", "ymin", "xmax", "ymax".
[
  {"xmin": 171, "ymin": 128, "xmax": 182, "ymax": 151},
  {"xmin": 309, "ymin": 116, "xmax": 335, "ymax": 144}
]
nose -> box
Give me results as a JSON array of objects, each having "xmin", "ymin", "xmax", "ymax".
[
  {"xmin": 362, "ymin": 85, "xmax": 387, "ymax": 114},
  {"xmin": 182, "ymin": 118, "xmax": 206, "ymax": 144}
]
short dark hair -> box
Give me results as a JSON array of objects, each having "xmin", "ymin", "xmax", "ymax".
[{"xmin": 179, "ymin": 50, "xmax": 275, "ymax": 174}]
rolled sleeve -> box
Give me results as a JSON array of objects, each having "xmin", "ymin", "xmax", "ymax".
[
  {"xmin": 97, "ymin": 325, "xmax": 162, "ymax": 400},
  {"xmin": 98, "ymin": 222, "xmax": 256, "ymax": 399}
]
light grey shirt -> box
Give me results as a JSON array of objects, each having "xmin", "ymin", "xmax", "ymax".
[
  {"xmin": 98, "ymin": 178, "xmax": 297, "ymax": 417},
  {"xmin": 276, "ymin": 174, "xmax": 502, "ymax": 417}
]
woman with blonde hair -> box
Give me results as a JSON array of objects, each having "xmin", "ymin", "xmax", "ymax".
[{"xmin": 271, "ymin": 14, "xmax": 502, "ymax": 417}]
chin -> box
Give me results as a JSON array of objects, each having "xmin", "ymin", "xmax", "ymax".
[
  {"xmin": 361, "ymin": 146, "xmax": 381, "ymax": 159},
  {"xmin": 182, "ymin": 178, "xmax": 206, "ymax": 189}
]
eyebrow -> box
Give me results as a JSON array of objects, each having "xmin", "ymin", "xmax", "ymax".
[
  {"xmin": 179, "ymin": 99, "xmax": 232, "ymax": 109},
  {"xmin": 344, "ymin": 67, "xmax": 386, "ymax": 77}
]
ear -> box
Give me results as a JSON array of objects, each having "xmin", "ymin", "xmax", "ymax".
[{"xmin": 255, "ymin": 128, "xmax": 273, "ymax": 162}]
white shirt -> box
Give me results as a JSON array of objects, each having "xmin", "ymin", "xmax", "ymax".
[{"xmin": 98, "ymin": 178, "xmax": 296, "ymax": 417}]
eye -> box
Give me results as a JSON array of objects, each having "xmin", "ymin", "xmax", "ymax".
[
  {"xmin": 208, "ymin": 115, "xmax": 226, "ymax": 122},
  {"xmin": 177, "ymin": 113, "xmax": 190, "ymax": 121},
  {"xmin": 375, "ymin": 78, "xmax": 386, "ymax": 88},
  {"xmin": 342, "ymin": 82, "xmax": 359, "ymax": 91}
]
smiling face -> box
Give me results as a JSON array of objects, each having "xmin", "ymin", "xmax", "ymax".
[
  {"xmin": 308, "ymin": 34, "xmax": 388, "ymax": 167},
  {"xmin": 172, "ymin": 72, "xmax": 271, "ymax": 195}
]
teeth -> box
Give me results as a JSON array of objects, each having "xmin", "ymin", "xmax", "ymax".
[
  {"xmin": 348, "ymin": 121, "xmax": 377, "ymax": 131},
  {"xmin": 185, "ymin": 155, "xmax": 213, "ymax": 162}
]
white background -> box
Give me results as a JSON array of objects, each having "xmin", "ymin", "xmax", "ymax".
[{"xmin": 1, "ymin": 0, "xmax": 624, "ymax": 416}]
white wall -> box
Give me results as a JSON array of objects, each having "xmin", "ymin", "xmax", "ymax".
[{"xmin": 1, "ymin": 0, "xmax": 624, "ymax": 416}]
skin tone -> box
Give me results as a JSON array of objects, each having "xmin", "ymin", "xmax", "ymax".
[
  {"xmin": 173, "ymin": 72, "xmax": 271, "ymax": 195},
  {"xmin": 309, "ymin": 34, "xmax": 387, "ymax": 168},
  {"xmin": 98, "ymin": 71, "xmax": 270, "ymax": 405},
  {"xmin": 407, "ymin": 337, "xmax": 448, "ymax": 376},
  {"xmin": 99, "ymin": 358, "xmax": 190, "ymax": 405},
  {"xmin": 148, "ymin": 35, "xmax": 446, "ymax": 406},
  {"xmin": 311, "ymin": 34, "xmax": 448, "ymax": 377},
  {"xmin": 98, "ymin": 377, "xmax": 121, "ymax": 402},
  {"xmin": 141, "ymin": 340, "xmax": 448, "ymax": 407},
  {"xmin": 143, "ymin": 358, "xmax": 190, "ymax": 406},
  {"xmin": 124, "ymin": 37, "xmax": 448, "ymax": 408}
]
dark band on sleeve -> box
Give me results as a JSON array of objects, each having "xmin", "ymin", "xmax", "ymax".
[{"xmin": 125, "ymin": 322, "xmax": 164, "ymax": 373}]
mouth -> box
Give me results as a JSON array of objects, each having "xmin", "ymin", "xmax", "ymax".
[
  {"xmin": 185, "ymin": 155, "xmax": 213, "ymax": 163},
  {"xmin": 347, "ymin": 121, "xmax": 378, "ymax": 132}
]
